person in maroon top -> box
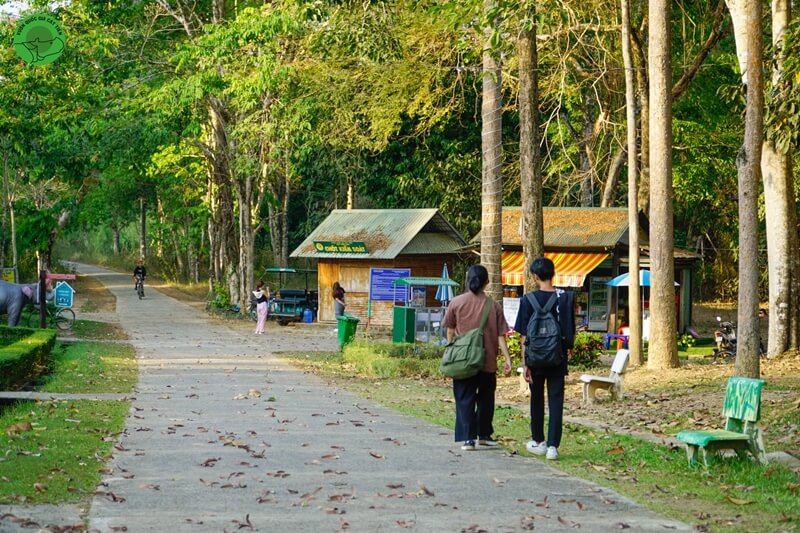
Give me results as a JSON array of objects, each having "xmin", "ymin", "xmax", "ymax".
[{"xmin": 443, "ymin": 265, "xmax": 512, "ymax": 451}]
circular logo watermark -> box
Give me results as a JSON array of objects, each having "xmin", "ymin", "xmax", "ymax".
[{"xmin": 13, "ymin": 13, "xmax": 66, "ymax": 66}]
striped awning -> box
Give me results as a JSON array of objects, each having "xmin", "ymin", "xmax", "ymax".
[{"xmin": 501, "ymin": 251, "xmax": 609, "ymax": 287}]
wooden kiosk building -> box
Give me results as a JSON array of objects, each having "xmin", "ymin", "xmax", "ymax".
[
  {"xmin": 291, "ymin": 209, "xmax": 466, "ymax": 325},
  {"xmin": 476, "ymin": 207, "xmax": 697, "ymax": 334}
]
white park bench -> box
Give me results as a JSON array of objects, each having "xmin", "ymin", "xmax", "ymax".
[{"xmin": 579, "ymin": 348, "xmax": 630, "ymax": 404}]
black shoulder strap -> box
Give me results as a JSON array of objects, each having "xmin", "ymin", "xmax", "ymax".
[{"xmin": 527, "ymin": 292, "xmax": 557, "ymax": 314}]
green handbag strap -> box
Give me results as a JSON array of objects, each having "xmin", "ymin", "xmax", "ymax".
[{"xmin": 478, "ymin": 297, "xmax": 492, "ymax": 330}]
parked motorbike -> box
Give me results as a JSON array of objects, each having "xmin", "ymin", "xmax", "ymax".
[
  {"xmin": 713, "ymin": 316, "xmax": 737, "ymax": 360},
  {"xmin": 712, "ymin": 316, "xmax": 766, "ymax": 361}
]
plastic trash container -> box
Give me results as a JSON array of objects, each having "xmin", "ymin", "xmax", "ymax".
[{"xmin": 337, "ymin": 315, "xmax": 360, "ymax": 349}]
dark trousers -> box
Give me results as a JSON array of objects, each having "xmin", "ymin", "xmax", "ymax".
[
  {"xmin": 453, "ymin": 371, "xmax": 496, "ymax": 442},
  {"xmin": 529, "ymin": 371, "xmax": 565, "ymax": 448}
]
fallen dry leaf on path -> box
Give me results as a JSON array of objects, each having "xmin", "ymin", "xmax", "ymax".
[
  {"xmin": 725, "ymin": 496, "xmax": 753, "ymax": 505},
  {"xmin": 369, "ymin": 452, "xmax": 384, "ymax": 459},
  {"xmin": 557, "ymin": 516, "xmax": 580, "ymax": 528},
  {"xmin": 232, "ymin": 513, "xmax": 254, "ymax": 530},
  {"xmin": 417, "ymin": 483, "xmax": 435, "ymax": 497}
]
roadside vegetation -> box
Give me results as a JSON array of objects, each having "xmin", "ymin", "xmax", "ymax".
[
  {"xmin": 282, "ymin": 341, "xmax": 800, "ymax": 532},
  {"xmin": 0, "ymin": 340, "xmax": 136, "ymax": 504}
]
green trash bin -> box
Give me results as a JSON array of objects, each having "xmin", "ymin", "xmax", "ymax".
[
  {"xmin": 337, "ymin": 315, "xmax": 360, "ymax": 349},
  {"xmin": 392, "ymin": 306, "xmax": 416, "ymax": 343}
]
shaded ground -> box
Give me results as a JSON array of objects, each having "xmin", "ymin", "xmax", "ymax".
[
  {"xmin": 72, "ymin": 273, "xmax": 116, "ymax": 313},
  {"xmin": 495, "ymin": 353, "xmax": 800, "ymax": 460}
]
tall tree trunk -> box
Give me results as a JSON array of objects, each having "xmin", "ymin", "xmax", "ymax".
[
  {"xmin": 647, "ymin": 0, "xmax": 678, "ymax": 370},
  {"xmin": 111, "ymin": 214, "xmax": 120, "ymax": 256},
  {"xmin": 481, "ymin": 0, "xmax": 504, "ymax": 303},
  {"xmin": 1, "ymin": 149, "xmax": 8, "ymax": 269},
  {"xmin": 726, "ymin": 0, "xmax": 763, "ymax": 377},
  {"xmin": 631, "ymin": 27, "xmax": 650, "ymax": 215},
  {"xmin": 622, "ymin": 0, "xmax": 643, "ymax": 367},
  {"xmin": 347, "ymin": 175, "xmax": 354, "ymax": 210},
  {"xmin": 139, "ymin": 196, "xmax": 147, "ymax": 259},
  {"xmin": 637, "ymin": 74, "xmax": 650, "ymax": 215},
  {"xmin": 264, "ymin": 156, "xmax": 290, "ymax": 269},
  {"xmin": 762, "ymin": 0, "xmax": 793, "ymax": 358},
  {"xmin": 790, "ymin": 229, "xmax": 800, "ymax": 350},
  {"xmin": 579, "ymin": 111, "xmax": 595, "ymax": 207},
  {"xmin": 519, "ymin": 5, "xmax": 544, "ymax": 294},
  {"xmin": 186, "ymin": 216, "xmax": 199, "ymax": 284},
  {"xmin": 600, "ymin": 144, "xmax": 627, "ymax": 208},
  {"xmin": 9, "ymin": 175, "xmax": 17, "ymax": 271}
]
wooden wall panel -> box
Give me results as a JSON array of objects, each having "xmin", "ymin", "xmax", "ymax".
[
  {"xmin": 315, "ymin": 255, "xmax": 460, "ymax": 326},
  {"xmin": 318, "ymin": 262, "xmax": 339, "ymax": 322}
]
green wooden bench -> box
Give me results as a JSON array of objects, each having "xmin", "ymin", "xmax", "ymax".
[{"xmin": 676, "ymin": 377, "xmax": 767, "ymax": 467}]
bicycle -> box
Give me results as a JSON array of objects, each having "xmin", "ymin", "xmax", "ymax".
[
  {"xmin": 134, "ymin": 275, "xmax": 145, "ymax": 299},
  {"xmin": 24, "ymin": 303, "xmax": 75, "ymax": 331}
]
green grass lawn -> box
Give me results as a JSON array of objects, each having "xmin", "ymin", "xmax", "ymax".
[
  {"xmin": 0, "ymin": 400, "xmax": 129, "ymax": 504},
  {"xmin": 37, "ymin": 341, "xmax": 136, "ymax": 394},
  {"xmin": 70, "ymin": 320, "xmax": 128, "ymax": 341},
  {"xmin": 0, "ymin": 339, "xmax": 137, "ymax": 504},
  {"xmin": 283, "ymin": 349, "xmax": 800, "ymax": 533}
]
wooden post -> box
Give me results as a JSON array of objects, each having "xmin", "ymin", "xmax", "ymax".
[{"xmin": 39, "ymin": 270, "xmax": 47, "ymax": 329}]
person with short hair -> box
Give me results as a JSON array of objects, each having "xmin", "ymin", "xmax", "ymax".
[
  {"xmin": 514, "ymin": 257, "xmax": 575, "ymax": 461},
  {"xmin": 443, "ymin": 265, "xmax": 512, "ymax": 451},
  {"xmin": 133, "ymin": 259, "xmax": 147, "ymax": 297}
]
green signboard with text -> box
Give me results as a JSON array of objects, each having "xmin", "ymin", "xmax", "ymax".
[{"xmin": 313, "ymin": 241, "xmax": 368, "ymax": 254}]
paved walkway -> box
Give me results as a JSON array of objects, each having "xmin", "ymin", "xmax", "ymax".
[{"xmin": 14, "ymin": 264, "xmax": 691, "ymax": 532}]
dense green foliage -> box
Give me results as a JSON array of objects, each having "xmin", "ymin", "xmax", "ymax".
[{"xmin": 0, "ymin": 0, "xmax": 785, "ymax": 300}]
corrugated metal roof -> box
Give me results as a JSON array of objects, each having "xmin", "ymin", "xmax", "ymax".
[
  {"xmin": 401, "ymin": 233, "xmax": 462, "ymax": 255},
  {"xmin": 291, "ymin": 209, "xmax": 466, "ymax": 259},
  {"xmin": 472, "ymin": 207, "xmax": 631, "ymax": 249}
]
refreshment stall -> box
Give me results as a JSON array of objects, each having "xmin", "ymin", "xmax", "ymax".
[{"xmin": 391, "ymin": 276, "xmax": 459, "ymax": 344}]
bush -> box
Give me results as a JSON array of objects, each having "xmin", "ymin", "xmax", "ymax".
[
  {"xmin": 570, "ymin": 331, "xmax": 604, "ymax": 369},
  {"xmin": 506, "ymin": 332, "xmax": 522, "ymax": 366},
  {"xmin": 677, "ymin": 333, "xmax": 696, "ymax": 351},
  {"xmin": 0, "ymin": 326, "xmax": 57, "ymax": 390},
  {"xmin": 343, "ymin": 340, "xmax": 442, "ymax": 378}
]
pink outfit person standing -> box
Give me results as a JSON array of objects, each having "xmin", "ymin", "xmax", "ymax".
[{"xmin": 254, "ymin": 282, "xmax": 270, "ymax": 334}]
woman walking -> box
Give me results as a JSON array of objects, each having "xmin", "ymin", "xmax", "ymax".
[
  {"xmin": 442, "ymin": 265, "xmax": 512, "ymax": 450},
  {"xmin": 254, "ymin": 282, "xmax": 270, "ymax": 334}
]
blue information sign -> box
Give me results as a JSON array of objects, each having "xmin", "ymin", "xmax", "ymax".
[
  {"xmin": 54, "ymin": 281, "xmax": 74, "ymax": 308},
  {"xmin": 369, "ymin": 268, "xmax": 411, "ymax": 302}
]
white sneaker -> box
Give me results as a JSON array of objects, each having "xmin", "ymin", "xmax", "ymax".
[
  {"xmin": 546, "ymin": 446, "xmax": 559, "ymax": 460},
  {"xmin": 526, "ymin": 440, "xmax": 546, "ymax": 455}
]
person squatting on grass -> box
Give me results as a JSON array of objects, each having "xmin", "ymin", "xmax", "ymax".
[
  {"xmin": 514, "ymin": 257, "xmax": 575, "ymax": 461},
  {"xmin": 443, "ymin": 265, "xmax": 512, "ymax": 451}
]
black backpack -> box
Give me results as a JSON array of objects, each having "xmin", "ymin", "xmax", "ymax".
[{"xmin": 524, "ymin": 292, "xmax": 564, "ymax": 370}]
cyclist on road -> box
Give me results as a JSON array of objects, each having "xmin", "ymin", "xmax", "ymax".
[{"xmin": 133, "ymin": 259, "xmax": 147, "ymax": 298}]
